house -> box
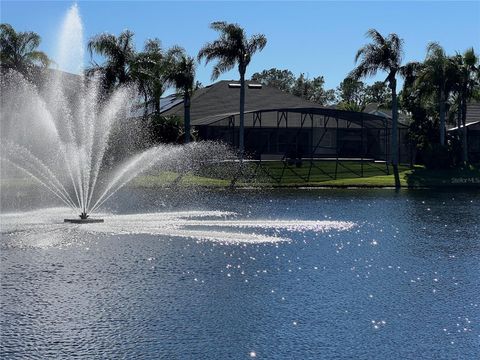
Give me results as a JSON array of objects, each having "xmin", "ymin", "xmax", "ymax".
[
  {"xmin": 363, "ymin": 103, "xmax": 410, "ymax": 126},
  {"xmin": 447, "ymin": 102, "xmax": 480, "ymax": 163},
  {"xmin": 161, "ymin": 81, "xmax": 410, "ymax": 163}
]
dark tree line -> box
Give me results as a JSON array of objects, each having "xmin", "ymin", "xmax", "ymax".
[{"xmin": 251, "ymin": 67, "xmax": 392, "ymax": 110}]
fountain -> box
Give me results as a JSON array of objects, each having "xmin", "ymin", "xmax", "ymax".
[
  {"xmin": 0, "ymin": 4, "xmax": 196, "ymax": 222},
  {"xmin": 64, "ymin": 212, "xmax": 104, "ymax": 223},
  {"xmin": 0, "ymin": 4, "xmax": 355, "ymax": 245}
]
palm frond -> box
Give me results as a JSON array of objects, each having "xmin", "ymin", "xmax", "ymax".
[
  {"xmin": 366, "ymin": 29, "xmax": 385, "ymax": 46},
  {"xmin": 400, "ymin": 61, "xmax": 422, "ymax": 82},
  {"xmin": 212, "ymin": 58, "xmax": 235, "ymax": 80},
  {"xmin": 0, "ymin": 23, "xmax": 50, "ymax": 74},
  {"xmin": 426, "ymin": 42, "xmax": 444, "ymax": 57},
  {"xmin": 198, "ymin": 21, "xmax": 267, "ymax": 80},
  {"xmin": 388, "ymin": 33, "xmax": 404, "ymax": 66},
  {"xmin": 247, "ymin": 34, "xmax": 267, "ymax": 54},
  {"xmin": 25, "ymin": 50, "xmax": 50, "ymax": 67},
  {"xmin": 87, "ymin": 33, "xmax": 118, "ymax": 58},
  {"xmin": 144, "ymin": 38, "xmax": 162, "ymax": 53},
  {"xmin": 210, "ymin": 21, "xmax": 228, "ymax": 32},
  {"xmin": 351, "ymin": 29, "xmax": 404, "ymax": 82}
]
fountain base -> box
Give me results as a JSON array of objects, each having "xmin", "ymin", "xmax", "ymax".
[{"xmin": 64, "ymin": 218, "xmax": 104, "ymax": 224}]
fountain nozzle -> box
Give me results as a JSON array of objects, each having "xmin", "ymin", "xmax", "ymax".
[{"xmin": 65, "ymin": 212, "xmax": 103, "ymax": 223}]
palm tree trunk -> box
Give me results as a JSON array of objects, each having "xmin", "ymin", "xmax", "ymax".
[
  {"xmin": 456, "ymin": 99, "xmax": 462, "ymax": 137},
  {"xmin": 184, "ymin": 92, "xmax": 191, "ymax": 144},
  {"xmin": 457, "ymin": 99, "xmax": 463, "ymax": 162},
  {"xmin": 143, "ymin": 88, "xmax": 149, "ymax": 118},
  {"xmin": 390, "ymin": 81, "xmax": 401, "ymax": 189},
  {"xmin": 154, "ymin": 99, "xmax": 160, "ymax": 117},
  {"xmin": 439, "ymin": 89, "xmax": 446, "ymax": 146},
  {"xmin": 462, "ymin": 96, "xmax": 468, "ymax": 164},
  {"xmin": 239, "ymin": 70, "xmax": 246, "ymax": 159}
]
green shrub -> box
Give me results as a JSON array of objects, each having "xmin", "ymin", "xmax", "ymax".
[{"xmin": 423, "ymin": 143, "xmax": 452, "ymax": 169}]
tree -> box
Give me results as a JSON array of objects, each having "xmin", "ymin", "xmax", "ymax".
[
  {"xmin": 130, "ymin": 40, "xmax": 157, "ymax": 116},
  {"xmin": 198, "ymin": 21, "xmax": 267, "ymax": 157},
  {"xmin": 149, "ymin": 115, "xmax": 185, "ymax": 144},
  {"xmin": 166, "ymin": 50, "xmax": 196, "ymax": 143},
  {"xmin": 133, "ymin": 39, "xmax": 182, "ymax": 117},
  {"xmin": 349, "ymin": 29, "xmax": 405, "ymax": 188},
  {"xmin": 87, "ymin": 32, "xmax": 187, "ymax": 144},
  {"xmin": 451, "ymin": 48, "xmax": 479, "ymax": 164},
  {"xmin": 308, "ymin": 76, "xmax": 335, "ymax": 105},
  {"xmin": 251, "ymin": 68, "xmax": 295, "ymax": 92},
  {"xmin": 400, "ymin": 61, "xmax": 437, "ymax": 165},
  {"xmin": 252, "ymin": 68, "xmax": 335, "ymax": 105},
  {"xmin": 365, "ymin": 81, "xmax": 391, "ymax": 107},
  {"xmin": 336, "ymin": 77, "xmax": 367, "ymax": 110},
  {"xmin": 415, "ymin": 42, "xmax": 457, "ymax": 146},
  {"xmin": 86, "ymin": 30, "xmax": 136, "ymax": 91},
  {"xmin": 292, "ymin": 74, "xmax": 335, "ymax": 105},
  {"xmin": 0, "ymin": 23, "xmax": 50, "ymax": 78}
]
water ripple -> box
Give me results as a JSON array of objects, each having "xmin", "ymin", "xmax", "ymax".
[{"xmin": 0, "ymin": 207, "xmax": 356, "ymax": 247}]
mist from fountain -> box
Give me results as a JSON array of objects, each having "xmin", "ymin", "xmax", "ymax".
[{"xmin": 0, "ymin": 4, "xmax": 204, "ymax": 218}]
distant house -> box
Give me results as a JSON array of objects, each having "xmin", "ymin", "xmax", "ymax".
[
  {"xmin": 447, "ymin": 102, "xmax": 480, "ymax": 163},
  {"xmin": 363, "ymin": 103, "xmax": 410, "ymax": 126},
  {"xmin": 161, "ymin": 81, "xmax": 410, "ymax": 163}
]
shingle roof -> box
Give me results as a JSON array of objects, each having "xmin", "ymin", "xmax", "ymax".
[
  {"xmin": 364, "ymin": 103, "xmax": 409, "ymax": 125},
  {"xmin": 447, "ymin": 102, "xmax": 480, "ymax": 131},
  {"xmin": 466, "ymin": 101, "xmax": 480, "ymax": 124},
  {"xmin": 32, "ymin": 68, "xmax": 82, "ymax": 94},
  {"xmin": 162, "ymin": 80, "xmax": 324, "ymax": 119},
  {"xmin": 161, "ymin": 80, "xmax": 402, "ymax": 129}
]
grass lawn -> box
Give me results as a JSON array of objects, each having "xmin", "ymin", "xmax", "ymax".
[
  {"xmin": 131, "ymin": 171, "xmax": 230, "ymax": 188},
  {"xmin": 250, "ymin": 161, "xmax": 409, "ymax": 186},
  {"xmin": 132, "ymin": 161, "xmax": 480, "ymax": 189},
  {"xmin": 3, "ymin": 162, "xmax": 478, "ymax": 190}
]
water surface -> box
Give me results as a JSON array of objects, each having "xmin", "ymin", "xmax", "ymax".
[{"xmin": 1, "ymin": 189, "xmax": 479, "ymax": 359}]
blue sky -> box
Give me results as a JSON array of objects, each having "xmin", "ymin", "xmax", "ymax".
[{"xmin": 1, "ymin": 1, "xmax": 479, "ymax": 91}]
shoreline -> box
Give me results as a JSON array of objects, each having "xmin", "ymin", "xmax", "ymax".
[{"xmin": 2, "ymin": 166, "xmax": 479, "ymax": 191}]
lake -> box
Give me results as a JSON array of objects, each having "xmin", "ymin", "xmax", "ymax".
[{"xmin": 1, "ymin": 188, "xmax": 479, "ymax": 359}]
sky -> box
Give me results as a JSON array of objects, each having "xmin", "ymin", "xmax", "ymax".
[{"xmin": 1, "ymin": 1, "xmax": 479, "ymax": 91}]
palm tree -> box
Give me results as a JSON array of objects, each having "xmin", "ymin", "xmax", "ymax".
[
  {"xmin": 349, "ymin": 29, "xmax": 404, "ymax": 188},
  {"xmin": 130, "ymin": 42, "xmax": 156, "ymax": 117},
  {"xmin": 0, "ymin": 23, "xmax": 50, "ymax": 78},
  {"xmin": 86, "ymin": 30, "xmax": 136, "ymax": 91},
  {"xmin": 198, "ymin": 21, "xmax": 267, "ymax": 156},
  {"xmin": 416, "ymin": 42, "xmax": 457, "ymax": 146},
  {"xmin": 400, "ymin": 61, "xmax": 427, "ymax": 165},
  {"xmin": 166, "ymin": 50, "xmax": 196, "ymax": 143},
  {"xmin": 132, "ymin": 39, "xmax": 186, "ymax": 118},
  {"xmin": 452, "ymin": 48, "xmax": 479, "ymax": 164},
  {"xmin": 133, "ymin": 39, "xmax": 166, "ymax": 116}
]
